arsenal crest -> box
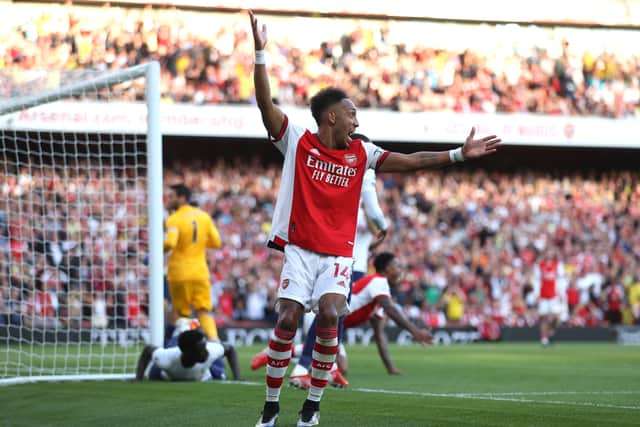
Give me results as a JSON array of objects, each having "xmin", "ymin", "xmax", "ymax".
[{"xmin": 344, "ymin": 154, "xmax": 357, "ymax": 165}]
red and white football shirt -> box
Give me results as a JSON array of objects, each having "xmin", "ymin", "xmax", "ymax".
[
  {"xmin": 269, "ymin": 116, "xmax": 389, "ymax": 257},
  {"xmin": 539, "ymin": 259, "xmax": 560, "ymax": 299},
  {"xmin": 343, "ymin": 273, "xmax": 391, "ymax": 328}
]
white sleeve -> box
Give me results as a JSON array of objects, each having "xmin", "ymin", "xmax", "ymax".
[
  {"xmin": 368, "ymin": 277, "xmax": 391, "ymax": 301},
  {"xmin": 557, "ymin": 262, "xmax": 566, "ymax": 279},
  {"xmin": 205, "ymin": 342, "xmax": 225, "ymax": 364},
  {"xmin": 362, "ymin": 141, "xmax": 389, "ymax": 170},
  {"xmin": 532, "ymin": 265, "xmax": 541, "ymax": 297},
  {"xmin": 270, "ymin": 115, "xmax": 306, "ymax": 156},
  {"xmin": 361, "ymin": 170, "xmax": 388, "ymax": 231}
]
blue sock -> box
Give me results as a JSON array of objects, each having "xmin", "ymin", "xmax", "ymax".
[
  {"xmin": 298, "ymin": 317, "xmax": 317, "ymax": 369},
  {"xmin": 209, "ymin": 357, "xmax": 226, "ymax": 380},
  {"xmin": 164, "ymin": 325, "xmax": 175, "ymax": 347}
]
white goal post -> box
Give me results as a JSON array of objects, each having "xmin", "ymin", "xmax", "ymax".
[{"xmin": 0, "ymin": 62, "xmax": 163, "ymax": 384}]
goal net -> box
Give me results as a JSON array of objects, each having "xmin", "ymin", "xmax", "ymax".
[{"xmin": 0, "ymin": 62, "xmax": 164, "ymax": 384}]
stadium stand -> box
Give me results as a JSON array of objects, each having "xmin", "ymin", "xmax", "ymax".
[
  {"xmin": 2, "ymin": 160, "xmax": 639, "ymax": 330},
  {"xmin": 0, "ymin": 3, "xmax": 638, "ymax": 117},
  {"xmin": 1, "ymin": 2, "xmax": 639, "ymax": 333}
]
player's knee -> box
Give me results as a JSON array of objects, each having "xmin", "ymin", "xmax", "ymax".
[
  {"xmin": 316, "ymin": 304, "xmax": 339, "ymax": 327},
  {"xmin": 277, "ymin": 315, "xmax": 298, "ymax": 332},
  {"xmin": 276, "ymin": 300, "xmax": 303, "ymax": 331},
  {"xmin": 276, "ymin": 309, "xmax": 299, "ymax": 331}
]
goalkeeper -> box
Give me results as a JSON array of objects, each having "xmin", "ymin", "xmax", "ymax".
[{"xmin": 164, "ymin": 184, "xmax": 222, "ymax": 341}]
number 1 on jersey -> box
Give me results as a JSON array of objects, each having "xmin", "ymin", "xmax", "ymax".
[{"xmin": 191, "ymin": 220, "xmax": 198, "ymax": 243}]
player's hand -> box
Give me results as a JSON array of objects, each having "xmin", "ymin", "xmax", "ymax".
[
  {"xmin": 413, "ymin": 328, "xmax": 433, "ymax": 345},
  {"xmin": 248, "ymin": 10, "xmax": 267, "ymax": 51},
  {"xmin": 461, "ymin": 127, "xmax": 501, "ymax": 159},
  {"xmin": 387, "ymin": 367, "xmax": 403, "ymax": 375},
  {"xmin": 369, "ymin": 228, "xmax": 388, "ymax": 250}
]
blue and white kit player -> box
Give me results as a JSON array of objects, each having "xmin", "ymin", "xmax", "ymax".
[{"xmin": 136, "ymin": 324, "xmax": 240, "ymax": 382}]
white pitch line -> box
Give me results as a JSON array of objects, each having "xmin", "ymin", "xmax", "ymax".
[
  {"xmin": 222, "ymin": 382, "xmax": 640, "ymax": 411},
  {"xmin": 353, "ymin": 387, "xmax": 640, "ymax": 411},
  {"xmin": 466, "ymin": 391, "xmax": 640, "ymax": 396},
  {"xmin": 461, "ymin": 395, "xmax": 640, "ymax": 412}
]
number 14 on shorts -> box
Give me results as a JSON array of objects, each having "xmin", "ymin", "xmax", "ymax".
[{"xmin": 334, "ymin": 262, "xmax": 351, "ymax": 288}]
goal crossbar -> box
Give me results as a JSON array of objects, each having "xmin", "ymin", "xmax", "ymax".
[{"xmin": 0, "ymin": 63, "xmax": 150, "ymax": 117}]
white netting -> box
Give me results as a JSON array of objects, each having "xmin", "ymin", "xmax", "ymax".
[{"xmin": 0, "ymin": 64, "xmax": 161, "ymax": 381}]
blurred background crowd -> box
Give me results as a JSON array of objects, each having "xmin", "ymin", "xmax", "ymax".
[
  {"xmin": 2, "ymin": 160, "xmax": 640, "ymax": 331},
  {"xmin": 1, "ymin": 2, "xmax": 640, "ymax": 334},
  {"xmin": 1, "ymin": 2, "xmax": 639, "ymax": 117}
]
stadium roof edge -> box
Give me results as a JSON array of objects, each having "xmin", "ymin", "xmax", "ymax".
[{"xmin": 13, "ymin": 0, "xmax": 640, "ymax": 30}]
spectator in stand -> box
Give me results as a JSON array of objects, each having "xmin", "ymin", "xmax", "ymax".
[
  {"xmin": 1, "ymin": 3, "xmax": 638, "ymax": 117},
  {"xmin": 4, "ymin": 156, "xmax": 640, "ymax": 332},
  {"xmin": 603, "ymin": 281, "xmax": 624, "ymax": 325},
  {"xmin": 629, "ymin": 274, "xmax": 640, "ymax": 324},
  {"xmin": 442, "ymin": 283, "xmax": 467, "ymax": 326}
]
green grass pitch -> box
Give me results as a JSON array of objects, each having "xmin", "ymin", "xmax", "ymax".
[{"xmin": 1, "ymin": 343, "xmax": 639, "ymax": 426}]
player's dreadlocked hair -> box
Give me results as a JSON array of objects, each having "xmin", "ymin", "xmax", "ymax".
[
  {"xmin": 310, "ymin": 87, "xmax": 348, "ymax": 126},
  {"xmin": 373, "ymin": 252, "xmax": 395, "ymax": 273}
]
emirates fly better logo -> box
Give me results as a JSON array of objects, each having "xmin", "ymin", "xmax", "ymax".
[{"xmin": 307, "ymin": 153, "xmax": 357, "ymax": 188}]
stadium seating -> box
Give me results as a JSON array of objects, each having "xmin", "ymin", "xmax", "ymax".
[
  {"xmin": 2, "ymin": 162, "xmax": 639, "ymax": 329},
  {"xmin": 0, "ymin": 3, "xmax": 638, "ymax": 117}
]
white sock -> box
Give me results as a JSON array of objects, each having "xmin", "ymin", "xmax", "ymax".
[
  {"xmin": 292, "ymin": 343, "xmax": 304, "ymax": 357},
  {"xmin": 290, "ymin": 364, "xmax": 309, "ymax": 377}
]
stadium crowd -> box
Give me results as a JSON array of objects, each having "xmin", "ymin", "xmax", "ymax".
[
  {"xmin": 1, "ymin": 3, "xmax": 639, "ymax": 335},
  {"xmin": 1, "ymin": 3, "xmax": 639, "ymax": 117},
  {"xmin": 1, "ymin": 160, "xmax": 640, "ymax": 332}
]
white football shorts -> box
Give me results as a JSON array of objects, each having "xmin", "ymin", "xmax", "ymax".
[
  {"xmin": 538, "ymin": 297, "xmax": 562, "ymax": 316},
  {"xmin": 277, "ymin": 244, "xmax": 352, "ymax": 315}
]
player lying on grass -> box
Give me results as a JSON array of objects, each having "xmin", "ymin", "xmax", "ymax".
[
  {"xmin": 251, "ymin": 252, "xmax": 432, "ymax": 389},
  {"xmin": 135, "ymin": 328, "xmax": 240, "ymax": 382}
]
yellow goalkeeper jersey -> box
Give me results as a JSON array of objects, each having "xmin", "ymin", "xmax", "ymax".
[{"xmin": 164, "ymin": 204, "xmax": 221, "ymax": 282}]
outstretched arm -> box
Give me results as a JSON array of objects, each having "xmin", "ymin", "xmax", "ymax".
[
  {"xmin": 249, "ymin": 10, "xmax": 285, "ymax": 138},
  {"xmin": 135, "ymin": 345, "xmax": 157, "ymax": 381},
  {"xmin": 378, "ymin": 297, "xmax": 432, "ymax": 344},
  {"xmin": 370, "ymin": 316, "xmax": 400, "ymax": 375},
  {"xmin": 365, "ymin": 212, "xmax": 388, "ymax": 250},
  {"xmin": 361, "ymin": 173, "xmax": 388, "ymax": 249},
  {"xmin": 378, "ymin": 128, "xmax": 501, "ymax": 173},
  {"xmin": 223, "ymin": 343, "xmax": 241, "ymax": 380}
]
